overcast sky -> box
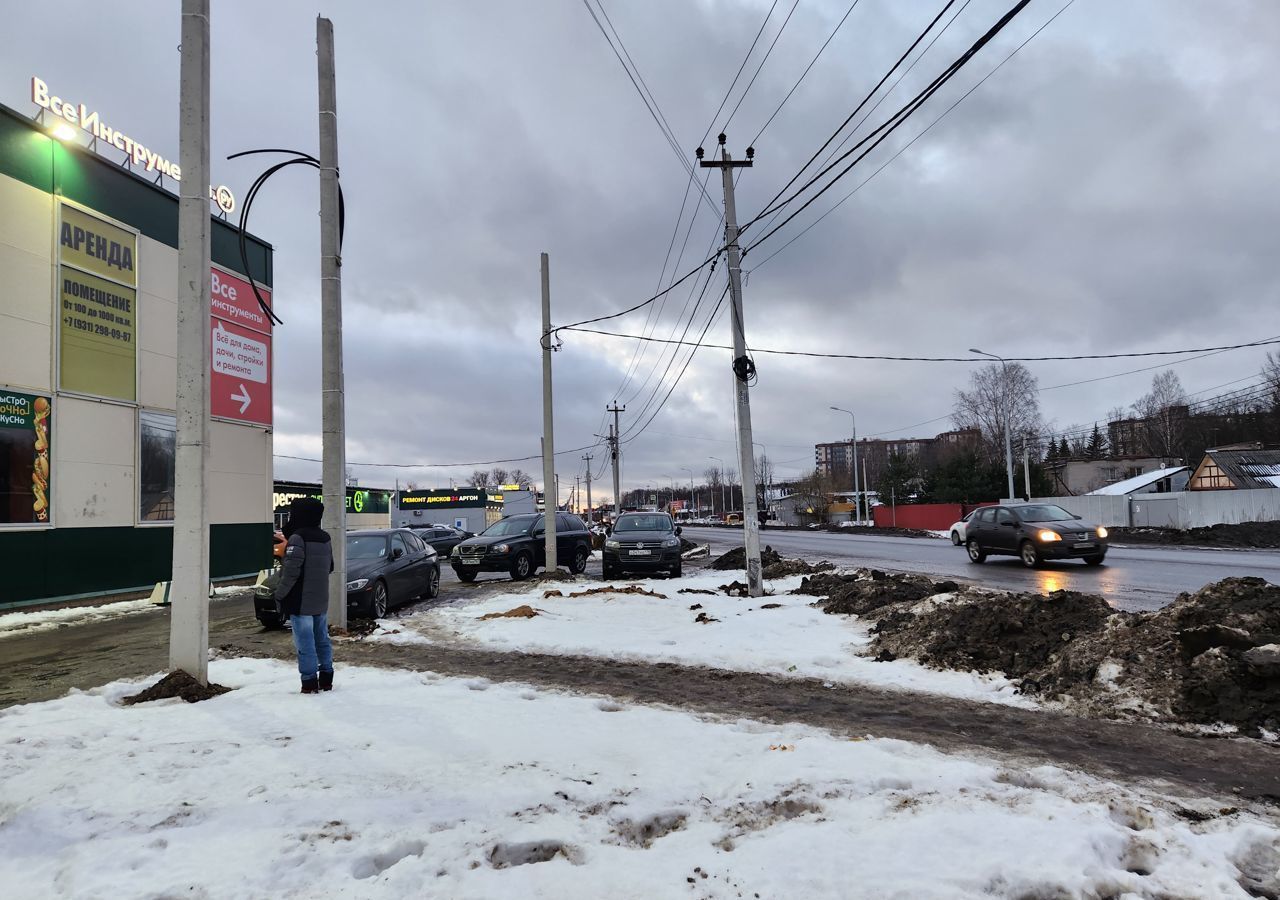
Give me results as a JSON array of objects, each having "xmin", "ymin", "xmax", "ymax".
[{"xmin": 4, "ymin": 0, "xmax": 1278, "ymax": 497}]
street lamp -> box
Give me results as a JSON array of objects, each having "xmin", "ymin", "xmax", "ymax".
[
  {"xmin": 680, "ymin": 466, "xmax": 695, "ymax": 515},
  {"xmin": 970, "ymin": 348, "xmax": 1015, "ymax": 501},
  {"xmin": 709, "ymin": 456, "xmax": 727, "ymax": 520},
  {"xmin": 829, "ymin": 407, "xmax": 861, "ymax": 525},
  {"xmin": 751, "ymin": 442, "xmax": 771, "ymax": 525}
]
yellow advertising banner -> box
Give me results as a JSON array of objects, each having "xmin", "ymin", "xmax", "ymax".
[
  {"xmin": 59, "ymin": 267, "xmax": 137, "ymax": 400},
  {"xmin": 58, "ymin": 204, "xmax": 137, "ymax": 287}
]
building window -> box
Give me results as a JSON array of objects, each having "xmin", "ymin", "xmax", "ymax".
[{"xmin": 139, "ymin": 411, "xmax": 176, "ymax": 521}]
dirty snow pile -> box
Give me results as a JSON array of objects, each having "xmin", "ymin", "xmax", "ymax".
[
  {"xmin": 0, "ymin": 597, "xmax": 160, "ymax": 638},
  {"xmin": 803, "ymin": 571, "xmax": 1280, "ymax": 736},
  {"xmin": 376, "ymin": 570, "xmax": 1030, "ymax": 707},
  {"xmin": 3, "ymin": 658, "xmax": 1278, "ymax": 899}
]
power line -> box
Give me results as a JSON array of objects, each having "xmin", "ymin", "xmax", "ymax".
[
  {"xmin": 742, "ymin": 0, "xmax": 1035, "ymax": 252},
  {"xmin": 560, "ymin": 327, "xmax": 1280, "ymax": 364},
  {"xmin": 721, "ymin": 0, "xmax": 801, "ymax": 134},
  {"xmin": 750, "ymin": 0, "xmax": 865, "ymax": 146},
  {"xmin": 746, "ymin": 0, "xmax": 1074, "ymax": 274}
]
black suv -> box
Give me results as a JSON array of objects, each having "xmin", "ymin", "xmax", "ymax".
[
  {"xmin": 602, "ymin": 512, "xmax": 683, "ymax": 579},
  {"xmin": 450, "ymin": 512, "xmax": 593, "ymax": 581},
  {"xmin": 964, "ymin": 503, "xmax": 1109, "ymax": 568}
]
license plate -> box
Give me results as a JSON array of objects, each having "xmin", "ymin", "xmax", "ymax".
[
  {"xmin": 629, "ymin": 549, "xmax": 652, "ymax": 556},
  {"xmin": 1073, "ymin": 542, "xmax": 1093, "ymax": 550}
]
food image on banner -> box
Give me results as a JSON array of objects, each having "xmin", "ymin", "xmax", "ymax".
[
  {"xmin": 0, "ymin": 391, "xmax": 52, "ymax": 525},
  {"xmin": 58, "ymin": 267, "xmax": 137, "ymax": 401},
  {"xmin": 57, "ymin": 203, "xmax": 138, "ymax": 402}
]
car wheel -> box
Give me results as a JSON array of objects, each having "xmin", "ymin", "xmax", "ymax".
[
  {"xmin": 1019, "ymin": 541, "xmax": 1042, "ymax": 569},
  {"xmin": 670, "ymin": 562, "xmax": 682, "ymax": 578},
  {"xmin": 510, "ymin": 552, "xmax": 533, "ymax": 580},
  {"xmin": 571, "ymin": 546, "xmax": 589, "ymax": 575},
  {"xmin": 966, "ymin": 539, "xmax": 986, "ymax": 564},
  {"xmin": 602, "ymin": 562, "xmax": 616, "ymax": 580},
  {"xmin": 425, "ymin": 566, "xmax": 441, "ymax": 598},
  {"xmin": 1084, "ymin": 553, "xmax": 1106, "ymax": 566},
  {"xmin": 950, "ymin": 530, "xmax": 961, "ymax": 546},
  {"xmin": 456, "ymin": 569, "xmax": 477, "ymax": 583},
  {"xmin": 371, "ymin": 579, "xmax": 389, "ymax": 618}
]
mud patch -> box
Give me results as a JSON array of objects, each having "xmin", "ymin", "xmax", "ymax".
[
  {"xmin": 488, "ymin": 839, "xmax": 580, "ymax": 868},
  {"xmin": 1112, "ymin": 520, "xmax": 1280, "ymax": 549},
  {"xmin": 796, "ymin": 568, "xmax": 959, "ymax": 617},
  {"xmin": 711, "ymin": 544, "xmax": 783, "ymax": 571},
  {"xmin": 478, "ymin": 605, "xmax": 539, "ymax": 621},
  {"xmin": 564, "ymin": 585, "xmax": 668, "ymax": 599},
  {"xmin": 762, "ymin": 558, "xmax": 834, "ymax": 578},
  {"xmin": 611, "ymin": 810, "xmax": 688, "ymax": 847},
  {"xmin": 122, "ymin": 670, "xmax": 230, "ymax": 705}
]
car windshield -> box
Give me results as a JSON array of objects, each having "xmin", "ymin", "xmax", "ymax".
[
  {"xmin": 1014, "ymin": 504, "xmax": 1077, "ymax": 523},
  {"xmin": 482, "ymin": 516, "xmax": 537, "ymax": 537},
  {"xmin": 615, "ymin": 515, "xmax": 672, "ymax": 532},
  {"xmin": 346, "ymin": 535, "xmax": 388, "ymax": 558}
]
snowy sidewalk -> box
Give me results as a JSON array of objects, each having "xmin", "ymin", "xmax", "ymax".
[{"xmin": 2, "ymin": 658, "xmax": 1276, "ymax": 899}]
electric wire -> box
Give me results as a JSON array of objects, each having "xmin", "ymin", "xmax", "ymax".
[{"xmin": 721, "ymin": 0, "xmax": 801, "ymax": 134}]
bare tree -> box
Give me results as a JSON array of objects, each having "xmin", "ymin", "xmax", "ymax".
[
  {"xmin": 953, "ymin": 362, "xmax": 1043, "ymax": 464},
  {"xmin": 703, "ymin": 466, "xmax": 724, "ymax": 516},
  {"xmin": 754, "ymin": 453, "xmax": 775, "ymax": 503},
  {"xmin": 490, "ymin": 468, "xmax": 510, "ymax": 487},
  {"xmin": 1132, "ymin": 370, "xmax": 1189, "ymax": 462},
  {"xmin": 792, "ymin": 469, "xmax": 835, "ymax": 526},
  {"xmin": 507, "ymin": 468, "xmax": 534, "ymax": 489},
  {"xmin": 1265, "ymin": 353, "xmax": 1280, "ymax": 406},
  {"xmin": 467, "ymin": 469, "xmax": 490, "ymax": 489}
]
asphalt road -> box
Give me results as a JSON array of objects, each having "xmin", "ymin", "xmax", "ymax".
[{"xmin": 682, "ymin": 526, "xmax": 1280, "ymax": 612}]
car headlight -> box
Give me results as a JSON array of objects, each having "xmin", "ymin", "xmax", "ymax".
[
  {"xmin": 605, "ymin": 539, "xmax": 620, "ymax": 549},
  {"xmin": 1037, "ymin": 530, "xmax": 1061, "ymax": 542},
  {"xmin": 1095, "ymin": 526, "xmax": 1108, "ymax": 539},
  {"xmin": 451, "ymin": 546, "xmax": 461, "ymax": 556},
  {"xmin": 662, "ymin": 536, "xmax": 680, "ymax": 547},
  {"xmin": 346, "ymin": 578, "xmax": 368, "ymax": 591},
  {"xmin": 494, "ymin": 543, "xmax": 510, "ymax": 554}
]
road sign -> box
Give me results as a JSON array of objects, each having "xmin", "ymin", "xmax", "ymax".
[{"xmin": 209, "ymin": 266, "xmax": 272, "ymax": 426}]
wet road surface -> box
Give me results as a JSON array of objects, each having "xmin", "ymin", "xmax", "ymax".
[{"xmin": 683, "ymin": 526, "xmax": 1280, "ymax": 611}]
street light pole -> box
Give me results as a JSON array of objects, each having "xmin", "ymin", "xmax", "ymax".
[
  {"xmin": 971, "ymin": 348, "xmax": 1015, "ymax": 501},
  {"xmin": 681, "ymin": 466, "xmax": 694, "ymax": 515},
  {"xmin": 830, "ymin": 407, "xmax": 860, "ymax": 525},
  {"xmin": 709, "ymin": 456, "xmax": 726, "ymax": 520}
]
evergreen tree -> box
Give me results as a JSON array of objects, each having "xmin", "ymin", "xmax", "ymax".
[
  {"xmin": 876, "ymin": 452, "xmax": 920, "ymax": 505},
  {"xmin": 1045, "ymin": 439, "xmax": 1059, "ymax": 463},
  {"xmin": 1058, "ymin": 436, "xmax": 1070, "ymax": 459},
  {"xmin": 1086, "ymin": 424, "xmax": 1107, "ymax": 459}
]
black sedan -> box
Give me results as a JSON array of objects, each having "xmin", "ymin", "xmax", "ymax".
[
  {"xmin": 409, "ymin": 524, "xmax": 471, "ymax": 557},
  {"xmin": 602, "ymin": 512, "xmax": 683, "ymax": 579},
  {"xmin": 964, "ymin": 503, "xmax": 1109, "ymax": 568},
  {"xmin": 345, "ymin": 528, "xmax": 440, "ymax": 618}
]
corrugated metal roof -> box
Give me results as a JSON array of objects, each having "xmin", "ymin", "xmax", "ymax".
[
  {"xmin": 1205, "ymin": 449, "xmax": 1280, "ymax": 490},
  {"xmin": 1087, "ymin": 466, "xmax": 1189, "ymax": 495}
]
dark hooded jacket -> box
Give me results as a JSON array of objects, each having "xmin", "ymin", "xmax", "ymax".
[{"xmin": 274, "ymin": 497, "xmax": 334, "ymax": 617}]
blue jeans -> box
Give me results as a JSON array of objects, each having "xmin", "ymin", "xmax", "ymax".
[{"xmin": 290, "ymin": 614, "xmax": 333, "ymax": 681}]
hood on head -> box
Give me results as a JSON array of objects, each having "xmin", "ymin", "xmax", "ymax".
[{"xmin": 284, "ymin": 497, "xmax": 324, "ymax": 536}]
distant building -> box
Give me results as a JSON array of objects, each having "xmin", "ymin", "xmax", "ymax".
[
  {"xmin": 1044, "ymin": 457, "xmax": 1169, "ymax": 495},
  {"xmin": 1085, "ymin": 466, "xmax": 1190, "ymax": 496},
  {"xmin": 1187, "ymin": 446, "xmax": 1280, "ymax": 491},
  {"xmin": 814, "ymin": 428, "xmax": 980, "ymax": 486}
]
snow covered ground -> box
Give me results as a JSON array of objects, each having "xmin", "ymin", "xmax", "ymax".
[
  {"xmin": 375, "ymin": 570, "xmax": 1033, "ymax": 708},
  {"xmin": 2, "ymin": 658, "xmax": 1275, "ymax": 899},
  {"xmin": 0, "ymin": 597, "xmax": 161, "ymax": 639}
]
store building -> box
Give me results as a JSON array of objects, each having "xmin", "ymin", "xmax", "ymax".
[
  {"xmin": 0, "ymin": 95, "xmax": 274, "ymax": 607},
  {"xmin": 394, "ymin": 489, "xmax": 505, "ymax": 534},
  {"xmin": 273, "ymin": 481, "xmax": 392, "ymax": 530}
]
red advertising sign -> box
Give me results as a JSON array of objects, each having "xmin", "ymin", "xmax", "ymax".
[{"xmin": 210, "ymin": 266, "xmax": 272, "ymax": 426}]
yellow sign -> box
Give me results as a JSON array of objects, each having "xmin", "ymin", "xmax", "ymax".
[
  {"xmin": 59, "ymin": 267, "xmax": 136, "ymax": 400},
  {"xmin": 59, "ymin": 204, "xmax": 137, "ymax": 287},
  {"xmin": 499, "ymin": 483, "xmax": 522, "ymax": 491}
]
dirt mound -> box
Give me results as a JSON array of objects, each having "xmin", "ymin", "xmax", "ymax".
[
  {"xmin": 871, "ymin": 590, "xmax": 1114, "ymax": 679},
  {"xmin": 762, "ymin": 559, "xmax": 834, "ymax": 578},
  {"xmin": 1111, "ymin": 521, "xmax": 1280, "ymax": 549},
  {"xmin": 711, "ymin": 544, "xmax": 783, "ymax": 571},
  {"xmin": 122, "ymin": 670, "xmax": 230, "ymax": 705},
  {"xmin": 806, "ymin": 571, "xmax": 1280, "ymax": 735},
  {"xmin": 479, "ymin": 605, "xmax": 539, "ymax": 620},
  {"xmin": 795, "ymin": 569, "xmax": 961, "ymax": 617}
]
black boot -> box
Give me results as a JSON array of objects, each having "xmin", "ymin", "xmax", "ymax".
[
  {"xmin": 301, "ymin": 679, "xmax": 319, "ymax": 694},
  {"xmin": 319, "ymin": 670, "xmax": 334, "ymax": 692}
]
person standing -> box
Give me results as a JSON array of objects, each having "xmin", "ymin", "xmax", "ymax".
[{"xmin": 275, "ymin": 497, "xmax": 335, "ymax": 694}]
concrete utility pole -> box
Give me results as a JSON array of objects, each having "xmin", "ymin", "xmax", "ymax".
[
  {"xmin": 582, "ymin": 453, "xmax": 593, "ymax": 523},
  {"xmin": 700, "ymin": 135, "xmax": 762, "ymax": 596},
  {"xmin": 318, "ymin": 18, "xmax": 347, "ymax": 626},
  {"xmin": 1023, "ymin": 442, "xmax": 1032, "ymax": 500},
  {"xmin": 681, "ymin": 465, "xmax": 694, "ymax": 513},
  {"xmin": 971, "ymin": 348, "xmax": 1015, "ymax": 501},
  {"xmin": 170, "ymin": 0, "xmax": 212, "ymax": 683},
  {"xmin": 540, "ymin": 253, "xmax": 558, "ymax": 569},
  {"xmin": 608, "ymin": 403, "xmax": 624, "ymax": 518}
]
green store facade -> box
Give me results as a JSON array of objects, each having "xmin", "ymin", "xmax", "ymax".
[{"xmin": 0, "ymin": 102, "xmax": 275, "ymax": 608}]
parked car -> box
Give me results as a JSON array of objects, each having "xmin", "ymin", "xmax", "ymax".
[
  {"xmin": 408, "ymin": 523, "xmax": 471, "ymax": 557},
  {"xmin": 602, "ymin": 512, "xmax": 683, "ymax": 579},
  {"xmin": 450, "ymin": 513, "xmax": 592, "ymax": 581},
  {"xmin": 964, "ymin": 503, "xmax": 1109, "ymax": 568},
  {"xmin": 948, "ymin": 510, "xmax": 978, "ymax": 546}
]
